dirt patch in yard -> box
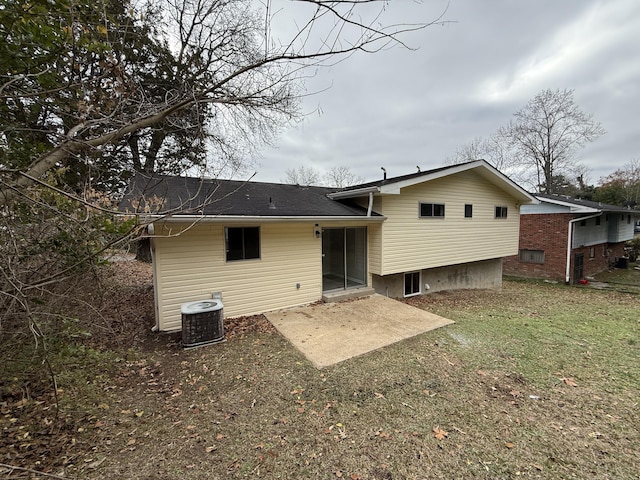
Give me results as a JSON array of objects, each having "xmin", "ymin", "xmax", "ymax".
[{"xmin": 0, "ymin": 260, "xmax": 275, "ymax": 479}]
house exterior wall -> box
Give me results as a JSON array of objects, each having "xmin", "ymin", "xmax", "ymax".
[
  {"xmin": 572, "ymin": 242, "xmax": 625, "ymax": 279},
  {"xmin": 503, "ymin": 212, "xmax": 630, "ymax": 282},
  {"xmin": 573, "ymin": 213, "xmax": 636, "ymax": 247},
  {"xmin": 573, "ymin": 215, "xmax": 608, "ymax": 247},
  {"xmin": 503, "ymin": 213, "xmax": 572, "ymax": 281},
  {"xmin": 367, "ymin": 222, "xmax": 382, "ymax": 277},
  {"xmin": 607, "ymin": 212, "xmax": 637, "ymax": 243},
  {"xmin": 373, "ymin": 170, "xmax": 521, "ymax": 276},
  {"xmin": 372, "ymin": 258, "xmax": 503, "ymax": 298},
  {"xmin": 152, "ymin": 221, "xmax": 324, "ymax": 331},
  {"xmin": 148, "ymin": 167, "xmax": 532, "ymax": 331},
  {"xmin": 520, "ymin": 203, "xmax": 568, "ymax": 214}
]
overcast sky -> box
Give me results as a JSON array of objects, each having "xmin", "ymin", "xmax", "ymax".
[{"xmin": 252, "ymin": 0, "xmax": 640, "ymax": 187}]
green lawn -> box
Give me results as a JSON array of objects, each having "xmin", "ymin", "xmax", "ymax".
[
  {"xmin": 592, "ymin": 261, "xmax": 640, "ymax": 294},
  {"xmin": 2, "ymin": 273, "xmax": 640, "ymax": 479}
]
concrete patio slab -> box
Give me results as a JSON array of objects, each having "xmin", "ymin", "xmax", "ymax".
[{"xmin": 264, "ymin": 294, "xmax": 454, "ymax": 368}]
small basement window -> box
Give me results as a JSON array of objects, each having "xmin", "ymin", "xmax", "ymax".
[
  {"xmin": 519, "ymin": 249, "xmax": 544, "ymax": 264},
  {"xmin": 404, "ymin": 272, "xmax": 421, "ymax": 297},
  {"xmin": 420, "ymin": 203, "xmax": 445, "ymax": 218},
  {"xmin": 464, "ymin": 204, "xmax": 473, "ymax": 218},
  {"xmin": 225, "ymin": 226, "xmax": 260, "ymax": 261},
  {"xmin": 495, "ymin": 206, "xmax": 508, "ymax": 219}
]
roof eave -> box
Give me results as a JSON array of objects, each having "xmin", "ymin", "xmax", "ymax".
[
  {"xmin": 327, "ymin": 186, "xmax": 380, "ymax": 199},
  {"xmin": 136, "ymin": 214, "xmax": 386, "ymax": 223},
  {"xmin": 328, "ymin": 160, "xmax": 538, "ymax": 204},
  {"xmin": 535, "ymin": 196, "xmax": 600, "ymax": 213},
  {"xmin": 571, "ymin": 207, "xmax": 600, "ymax": 214}
]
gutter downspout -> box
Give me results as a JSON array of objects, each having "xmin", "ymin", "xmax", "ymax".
[
  {"xmin": 367, "ymin": 191, "xmax": 374, "ymax": 217},
  {"xmin": 147, "ymin": 222, "xmax": 161, "ymax": 332},
  {"xmin": 565, "ymin": 213, "xmax": 602, "ymax": 284}
]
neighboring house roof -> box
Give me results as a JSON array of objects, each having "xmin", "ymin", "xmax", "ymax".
[
  {"xmin": 329, "ymin": 159, "xmax": 537, "ymax": 205},
  {"xmin": 119, "ymin": 173, "xmax": 379, "ymax": 220},
  {"xmin": 534, "ymin": 194, "xmax": 640, "ymax": 215}
]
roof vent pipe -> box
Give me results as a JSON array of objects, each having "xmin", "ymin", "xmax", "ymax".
[{"xmin": 381, "ymin": 167, "xmax": 386, "ymax": 180}]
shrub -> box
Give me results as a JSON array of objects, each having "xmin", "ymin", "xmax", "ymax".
[{"xmin": 625, "ymin": 236, "xmax": 640, "ymax": 262}]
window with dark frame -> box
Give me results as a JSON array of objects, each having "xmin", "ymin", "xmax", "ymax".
[
  {"xmin": 596, "ymin": 216, "xmax": 601, "ymax": 226},
  {"xmin": 404, "ymin": 272, "xmax": 421, "ymax": 296},
  {"xmin": 464, "ymin": 204, "xmax": 473, "ymax": 218},
  {"xmin": 419, "ymin": 203, "xmax": 445, "ymax": 218},
  {"xmin": 495, "ymin": 206, "xmax": 508, "ymax": 218},
  {"xmin": 519, "ymin": 249, "xmax": 544, "ymax": 264},
  {"xmin": 225, "ymin": 226, "xmax": 260, "ymax": 261}
]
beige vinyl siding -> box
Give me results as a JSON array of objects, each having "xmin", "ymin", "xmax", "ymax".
[
  {"xmin": 368, "ymin": 222, "xmax": 382, "ymax": 275},
  {"xmin": 153, "ymin": 222, "xmax": 322, "ymax": 331},
  {"xmin": 363, "ymin": 196, "xmax": 384, "ymax": 276},
  {"xmin": 378, "ymin": 170, "xmax": 520, "ymax": 275}
]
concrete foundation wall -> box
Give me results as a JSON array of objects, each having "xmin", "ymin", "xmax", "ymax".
[{"xmin": 372, "ymin": 258, "xmax": 503, "ymax": 298}]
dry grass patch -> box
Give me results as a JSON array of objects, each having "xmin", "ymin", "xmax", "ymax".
[{"xmin": 2, "ymin": 265, "xmax": 639, "ymax": 479}]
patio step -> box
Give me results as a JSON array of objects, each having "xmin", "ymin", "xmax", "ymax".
[{"xmin": 322, "ymin": 287, "xmax": 376, "ymax": 303}]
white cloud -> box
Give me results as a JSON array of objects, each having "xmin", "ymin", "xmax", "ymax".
[{"xmin": 256, "ymin": 0, "xmax": 640, "ymax": 186}]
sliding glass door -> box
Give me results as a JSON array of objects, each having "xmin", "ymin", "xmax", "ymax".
[{"xmin": 322, "ymin": 227, "xmax": 367, "ymax": 291}]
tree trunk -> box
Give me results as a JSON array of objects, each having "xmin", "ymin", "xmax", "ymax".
[{"xmin": 135, "ymin": 238, "xmax": 152, "ymax": 263}]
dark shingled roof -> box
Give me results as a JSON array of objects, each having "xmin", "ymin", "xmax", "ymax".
[
  {"xmin": 338, "ymin": 163, "xmax": 458, "ymax": 191},
  {"xmin": 536, "ymin": 193, "xmax": 640, "ymax": 214},
  {"xmin": 119, "ymin": 173, "xmax": 377, "ymax": 217}
]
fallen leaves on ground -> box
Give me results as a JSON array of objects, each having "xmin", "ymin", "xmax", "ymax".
[{"xmin": 433, "ymin": 426, "xmax": 449, "ymax": 440}]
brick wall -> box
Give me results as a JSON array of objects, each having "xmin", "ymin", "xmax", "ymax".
[
  {"xmin": 503, "ymin": 213, "xmax": 628, "ymax": 282},
  {"xmin": 503, "ymin": 213, "xmax": 572, "ymax": 281},
  {"xmin": 572, "ymin": 242, "xmax": 624, "ymax": 279}
]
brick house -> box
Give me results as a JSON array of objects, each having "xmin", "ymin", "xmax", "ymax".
[{"xmin": 503, "ymin": 194, "xmax": 640, "ymax": 283}]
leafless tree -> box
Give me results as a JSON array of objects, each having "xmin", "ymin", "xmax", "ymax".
[
  {"xmin": 0, "ymin": 0, "xmax": 440, "ymax": 207},
  {"xmin": 445, "ymin": 89, "xmax": 605, "ymax": 193},
  {"xmin": 0, "ymin": 1, "xmax": 447, "ymax": 445},
  {"xmin": 281, "ymin": 165, "xmax": 362, "ymax": 187},
  {"xmin": 444, "ymin": 134, "xmax": 531, "ymax": 188},
  {"xmin": 1, "ymin": 0, "xmax": 443, "ymax": 342},
  {"xmin": 282, "ymin": 165, "xmax": 321, "ymax": 186},
  {"xmin": 501, "ymin": 88, "xmax": 605, "ymax": 193},
  {"xmin": 323, "ymin": 165, "xmax": 363, "ymax": 188}
]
